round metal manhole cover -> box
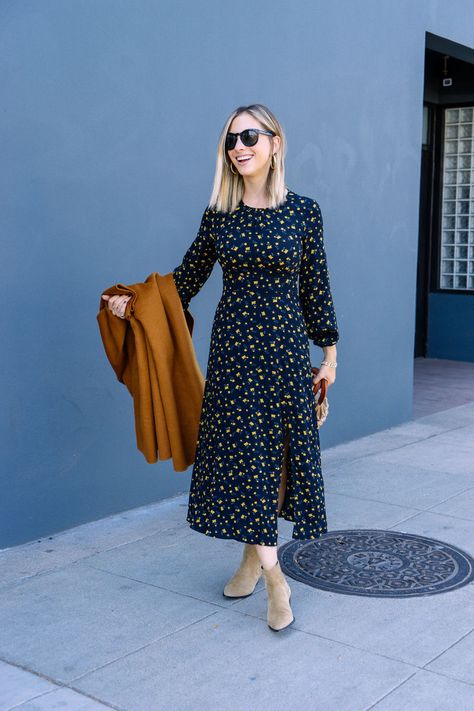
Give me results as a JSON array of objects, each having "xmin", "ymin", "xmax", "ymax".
[{"xmin": 278, "ymin": 529, "xmax": 474, "ymax": 597}]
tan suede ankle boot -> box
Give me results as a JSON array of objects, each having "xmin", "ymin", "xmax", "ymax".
[
  {"xmin": 223, "ymin": 543, "xmax": 263, "ymax": 598},
  {"xmin": 261, "ymin": 560, "xmax": 295, "ymax": 631}
]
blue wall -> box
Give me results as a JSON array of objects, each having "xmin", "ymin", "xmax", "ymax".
[
  {"xmin": 2, "ymin": 0, "xmax": 474, "ymax": 547},
  {"xmin": 428, "ymin": 293, "xmax": 474, "ymax": 360}
]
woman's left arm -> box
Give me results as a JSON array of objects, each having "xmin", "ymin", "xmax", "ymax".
[
  {"xmin": 298, "ymin": 198, "xmax": 339, "ymax": 387},
  {"xmin": 319, "ymin": 344, "xmax": 337, "ymax": 386}
]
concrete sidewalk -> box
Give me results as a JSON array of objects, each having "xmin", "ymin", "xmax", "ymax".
[{"xmin": 1, "ymin": 403, "xmax": 473, "ymax": 711}]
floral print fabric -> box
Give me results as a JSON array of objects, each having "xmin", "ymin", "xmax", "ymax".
[{"xmin": 172, "ymin": 189, "xmax": 339, "ymax": 545}]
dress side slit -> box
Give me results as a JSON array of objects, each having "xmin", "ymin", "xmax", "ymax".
[{"xmin": 277, "ymin": 425, "xmax": 291, "ymax": 515}]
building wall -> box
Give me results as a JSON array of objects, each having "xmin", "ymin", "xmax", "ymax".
[
  {"xmin": 2, "ymin": 0, "xmax": 474, "ymax": 547},
  {"xmin": 428, "ymin": 293, "xmax": 474, "ymax": 360}
]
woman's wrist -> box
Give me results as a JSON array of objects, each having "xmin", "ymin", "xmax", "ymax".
[{"xmin": 321, "ymin": 346, "xmax": 337, "ymax": 368}]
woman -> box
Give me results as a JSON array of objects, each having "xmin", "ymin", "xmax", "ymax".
[{"xmin": 102, "ymin": 103, "xmax": 339, "ymax": 632}]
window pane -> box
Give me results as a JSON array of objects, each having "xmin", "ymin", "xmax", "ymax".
[{"xmin": 440, "ymin": 107, "xmax": 474, "ymax": 291}]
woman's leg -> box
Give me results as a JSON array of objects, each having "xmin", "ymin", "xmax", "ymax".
[
  {"xmin": 256, "ymin": 429, "xmax": 294, "ymax": 631},
  {"xmin": 255, "ymin": 428, "xmax": 290, "ymax": 569}
]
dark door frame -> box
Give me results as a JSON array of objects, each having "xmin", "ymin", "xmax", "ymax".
[{"xmin": 415, "ymin": 102, "xmax": 436, "ymax": 357}]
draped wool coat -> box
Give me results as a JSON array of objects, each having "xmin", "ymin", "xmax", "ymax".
[{"xmin": 97, "ymin": 271, "xmax": 204, "ymax": 470}]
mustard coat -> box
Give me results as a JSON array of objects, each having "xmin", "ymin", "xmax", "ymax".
[{"xmin": 97, "ymin": 271, "xmax": 204, "ymax": 471}]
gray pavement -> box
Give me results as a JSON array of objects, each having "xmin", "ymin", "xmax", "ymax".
[{"xmin": 1, "ymin": 402, "xmax": 473, "ymax": 711}]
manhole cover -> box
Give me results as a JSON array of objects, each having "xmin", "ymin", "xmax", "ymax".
[{"xmin": 278, "ymin": 529, "xmax": 474, "ymax": 597}]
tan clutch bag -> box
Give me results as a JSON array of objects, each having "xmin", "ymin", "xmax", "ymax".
[{"xmin": 311, "ymin": 366, "xmax": 329, "ymax": 427}]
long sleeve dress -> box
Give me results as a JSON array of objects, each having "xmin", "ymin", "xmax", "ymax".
[{"xmin": 172, "ymin": 189, "xmax": 339, "ymax": 546}]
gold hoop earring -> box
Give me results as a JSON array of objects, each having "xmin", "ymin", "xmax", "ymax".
[
  {"xmin": 270, "ymin": 154, "xmax": 276, "ymax": 170},
  {"xmin": 229, "ymin": 161, "xmax": 237, "ymax": 175}
]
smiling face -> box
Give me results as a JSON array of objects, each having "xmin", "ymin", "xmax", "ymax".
[{"xmin": 227, "ymin": 112, "xmax": 280, "ymax": 179}]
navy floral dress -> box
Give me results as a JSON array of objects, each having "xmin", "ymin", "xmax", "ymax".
[{"xmin": 172, "ymin": 189, "xmax": 339, "ymax": 546}]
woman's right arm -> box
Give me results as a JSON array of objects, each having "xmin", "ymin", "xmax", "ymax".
[
  {"xmin": 101, "ymin": 206, "xmax": 217, "ymax": 319},
  {"xmin": 171, "ymin": 206, "xmax": 217, "ymax": 311},
  {"xmin": 101, "ymin": 293, "xmax": 130, "ymax": 318}
]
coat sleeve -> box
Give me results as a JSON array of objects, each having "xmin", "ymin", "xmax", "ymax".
[
  {"xmin": 299, "ymin": 199, "xmax": 339, "ymax": 347},
  {"xmin": 171, "ymin": 207, "xmax": 217, "ymax": 311}
]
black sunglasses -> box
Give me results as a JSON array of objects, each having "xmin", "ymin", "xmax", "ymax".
[{"xmin": 225, "ymin": 128, "xmax": 275, "ymax": 151}]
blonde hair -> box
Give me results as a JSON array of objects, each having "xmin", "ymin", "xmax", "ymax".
[{"xmin": 208, "ymin": 103, "xmax": 288, "ymax": 213}]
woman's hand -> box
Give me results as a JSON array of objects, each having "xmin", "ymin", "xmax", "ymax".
[
  {"xmin": 312, "ymin": 364, "xmax": 336, "ymax": 389},
  {"xmin": 101, "ymin": 294, "xmax": 131, "ymax": 319}
]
